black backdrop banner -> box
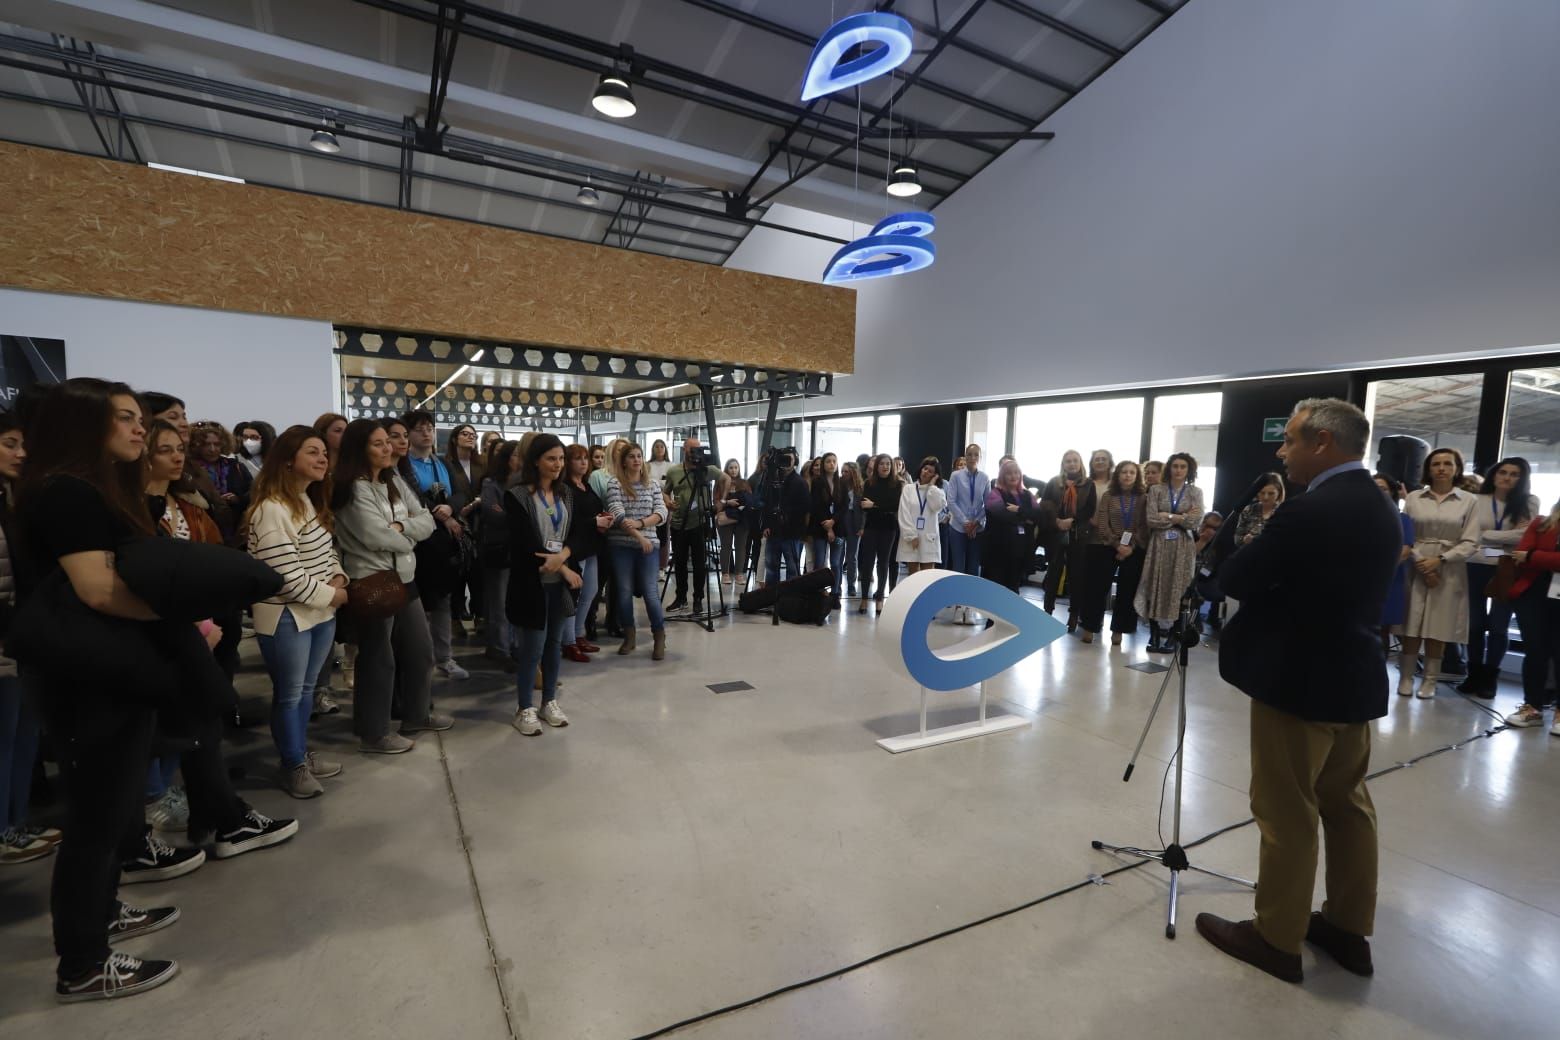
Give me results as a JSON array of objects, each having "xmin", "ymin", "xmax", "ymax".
[{"xmin": 0, "ymin": 335, "xmax": 67, "ymax": 408}]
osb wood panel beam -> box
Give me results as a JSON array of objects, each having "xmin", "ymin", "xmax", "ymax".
[{"xmin": 0, "ymin": 142, "xmax": 855, "ymax": 373}]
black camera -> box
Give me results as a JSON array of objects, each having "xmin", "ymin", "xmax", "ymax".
[{"xmin": 686, "ymin": 444, "xmax": 709, "ymax": 469}]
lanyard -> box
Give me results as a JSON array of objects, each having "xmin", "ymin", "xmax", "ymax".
[
  {"xmin": 1492, "ymin": 499, "xmax": 1503, "ymax": 531},
  {"xmin": 535, "ymin": 488, "xmax": 564, "ymax": 542},
  {"xmin": 963, "ymin": 471, "xmax": 979, "ymax": 513},
  {"xmin": 917, "ymin": 484, "xmax": 929, "ymax": 516},
  {"xmin": 1119, "ymin": 493, "xmax": 1136, "ymax": 526},
  {"xmin": 1168, "ymin": 483, "xmax": 1186, "ymax": 515}
]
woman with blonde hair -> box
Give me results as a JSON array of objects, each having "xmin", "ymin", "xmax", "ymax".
[
  {"xmin": 1041, "ymin": 449, "xmax": 1095, "ymax": 629},
  {"xmin": 245, "ymin": 426, "xmax": 349, "ymax": 798},
  {"xmin": 604, "ymin": 443, "xmax": 668, "ymax": 658}
]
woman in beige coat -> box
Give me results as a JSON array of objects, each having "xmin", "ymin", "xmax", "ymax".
[{"xmin": 1395, "ymin": 447, "xmax": 1479, "ymax": 699}]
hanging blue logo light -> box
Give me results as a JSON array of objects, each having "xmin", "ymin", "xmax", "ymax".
[
  {"xmin": 800, "ymin": 12, "xmax": 915, "ymax": 102},
  {"xmin": 822, "ymin": 211, "xmax": 936, "ymax": 285}
]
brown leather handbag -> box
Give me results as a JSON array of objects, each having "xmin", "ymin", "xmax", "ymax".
[
  {"xmin": 1485, "ymin": 555, "xmax": 1519, "ymax": 602},
  {"xmin": 345, "ymin": 570, "xmax": 408, "ymax": 621}
]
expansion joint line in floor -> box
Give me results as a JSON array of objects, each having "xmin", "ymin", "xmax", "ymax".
[
  {"xmin": 436, "ymin": 731, "xmax": 522, "ymax": 1040},
  {"xmin": 624, "ymin": 715, "xmax": 1514, "ymax": 1040}
]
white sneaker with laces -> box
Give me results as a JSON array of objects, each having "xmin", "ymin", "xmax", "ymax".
[
  {"xmin": 1506, "ymin": 703, "xmax": 1545, "ymax": 727},
  {"xmin": 541, "ymin": 700, "xmax": 569, "ymax": 728},
  {"xmin": 513, "ymin": 707, "xmax": 542, "ymax": 736},
  {"xmin": 437, "ymin": 658, "xmax": 471, "ymax": 681},
  {"xmin": 145, "ymin": 786, "xmax": 189, "ymax": 833}
]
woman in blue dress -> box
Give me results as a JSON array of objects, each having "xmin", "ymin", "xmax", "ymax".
[{"xmin": 1375, "ymin": 474, "xmax": 1415, "ymax": 643}]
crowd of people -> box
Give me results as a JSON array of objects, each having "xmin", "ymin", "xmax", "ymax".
[{"xmin": 1, "ymin": 378, "xmax": 1557, "ymax": 1003}]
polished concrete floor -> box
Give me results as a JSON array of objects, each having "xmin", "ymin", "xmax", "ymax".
[{"xmin": 2, "ymin": 587, "xmax": 1556, "ymax": 1039}]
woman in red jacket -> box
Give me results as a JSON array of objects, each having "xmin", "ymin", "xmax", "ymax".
[{"xmin": 1504, "ymin": 501, "xmax": 1560, "ymax": 732}]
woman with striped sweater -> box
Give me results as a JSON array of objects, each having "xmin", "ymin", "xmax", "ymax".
[{"xmin": 246, "ymin": 426, "xmax": 349, "ymax": 799}]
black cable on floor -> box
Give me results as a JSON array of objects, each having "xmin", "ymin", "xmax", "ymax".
[{"xmin": 625, "ymin": 717, "xmax": 1513, "ymax": 1040}]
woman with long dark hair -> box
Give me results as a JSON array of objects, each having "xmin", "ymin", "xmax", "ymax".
[
  {"xmin": 1076, "ymin": 461, "xmax": 1149, "ymax": 645},
  {"xmin": 809, "ymin": 453, "xmax": 848, "ymax": 587},
  {"xmin": 560, "ymin": 444, "xmax": 609, "ymax": 663},
  {"xmin": 478, "ymin": 440, "xmax": 521, "ymax": 664},
  {"xmin": 1395, "ymin": 447, "xmax": 1479, "ymax": 699},
  {"xmin": 232, "ymin": 420, "xmax": 275, "ymax": 479},
  {"xmin": 858, "ymin": 454, "xmax": 902, "ymax": 615},
  {"xmin": 1460, "ymin": 457, "xmax": 1538, "ymax": 696},
  {"xmin": 443, "ymin": 422, "xmax": 484, "ymax": 622},
  {"xmin": 839, "ymin": 460, "xmax": 864, "ymax": 597},
  {"xmin": 506, "ymin": 435, "xmax": 586, "ymax": 735},
  {"xmin": 332, "ymin": 419, "xmax": 451, "ymax": 753},
  {"xmin": 718, "ymin": 458, "xmax": 756, "ymax": 595},
  {"xmin": 312, "ymin": 412, "xmax": 349, "ymax": 465},
  {"xmin": 246, "ymin": 426, "xmax": 348, "ymax": 798},
  {"xmin": 604, "ymin": 443, "xmax": 667, "ymax": 657},
  {"xmin": 1234, "ymin": 472, "xmax": 1286, "ymax": 548},
  {"xmin": 899, "ymin": 456, "xmax": 948, "ymax": 578}
]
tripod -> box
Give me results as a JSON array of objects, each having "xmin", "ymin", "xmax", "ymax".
[
  {"xmin": 663, "ymin": 476, "xmax": 727, "ymax": 632},
  {"xmin": 1092, "ymin": 592, "xmax": 1253, "ymax": 939}
]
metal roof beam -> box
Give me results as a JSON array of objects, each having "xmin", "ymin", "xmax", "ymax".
[{"xmin": 989, "ymin": 0, "xmax": 1124, "ymax": 59}]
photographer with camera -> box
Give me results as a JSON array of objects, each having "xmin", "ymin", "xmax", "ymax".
[
  {"xmin": 759, "ymin": 447, "xmax": 809, "ymax": 586},
  {"xmin": 662, "ymin": 439, "xmax": 724, "ymax": 614}
]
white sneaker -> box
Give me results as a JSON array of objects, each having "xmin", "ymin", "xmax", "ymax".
[
  {"xmin": 437, "ymin": 659, "xmax": 470, "ymax": 681},
  {"xmin": 541, "ymin": 700, "xmax": 569, "ymax": 728},
  {"xmin": 1550, "ymin": 719, "xmax": 1560, "ymax": 737},
  {"xmin": 1396, "ymin": 674, "xmax": 1414, "ymax": 697},
  {"xmin": 1506, "ymin": 703, "xmax": 1545, "ymax": 727},
  {"xmin": 145, "ymin": 786, "xmax": 189, "ymax": 833},
  {"xmin": 513, "ymin": 707, "xmax": 542, "ymax": 736}
]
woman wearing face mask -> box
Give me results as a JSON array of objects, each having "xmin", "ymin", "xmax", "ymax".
[
  {"xmin": 332, "ymin": 419, "xmax": 452, "ymax": 753},
  {"xmin": 1395, "ymin": 448, "xmax": 1480, "ymax": 699},
  {"xmin": 506, "ymin": 436, "xmax": 586, "ymax": 735},
  {"xmin": 231, "ymin": 421, "xmax": 275, "ymax": 479},
  {"xmin": 1041, "ymin": 450, "xmax": 1096, "ymax": 630},
  {"xmin": 1134, "ymin": 453, "xmax": 1205, "ymax": 654},
  {"xmin": 246, "ymin": 427, "xmax": 349, "ymax": 799},
  {"xmin": 1460, "ymin": 457, "xmax": 1539, "ymax": 697}
]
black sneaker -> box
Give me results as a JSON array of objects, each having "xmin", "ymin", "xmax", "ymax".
[
  {"xmin": 57, "ymin": 952, "xmax": 178, "ymax": 1003},
  {"xmin": 207, "ymin": 808, "xmax": 299, "ymax": 860},
  {"xmin": 667, "ymin": 598, "xmax": 688, "ymax": 612},
  {"xmin": 120, "ymin": 831, "xmax": 206, "ymax": 884},
  {"xmin": 107, "ymin": 902, "xmax": 180, "ymax": 944}
]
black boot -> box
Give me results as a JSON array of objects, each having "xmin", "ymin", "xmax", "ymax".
[{"xmin": 1455, "ymin": 665, "xmax": 1486, "ymax": 696}]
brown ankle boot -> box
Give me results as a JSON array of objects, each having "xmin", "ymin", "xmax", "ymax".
[
  {"xmin": 617, "ymin": 628, "xmax": 637, "ymax": 655},
  {"xmin": 651, "ymin": 630, "xmax": 666, "ymax": 661}
]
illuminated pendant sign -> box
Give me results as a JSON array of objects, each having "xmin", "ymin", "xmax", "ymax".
[
  {"xmin": 801, "ymin": 12, "xmax": 915, "ymax": 102},
  {"xmin": 821, "ymin": 211, "xmax": 936, "ymax": 285}
]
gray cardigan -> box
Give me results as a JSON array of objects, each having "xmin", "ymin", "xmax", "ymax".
[{"xmin": 334, "ymin": 475, "xmax": 435, "ymax": 582}]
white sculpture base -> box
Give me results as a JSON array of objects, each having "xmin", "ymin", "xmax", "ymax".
[{"xmin": 875, "ymin": 683, "xmax": 1031, "ymax": 753}]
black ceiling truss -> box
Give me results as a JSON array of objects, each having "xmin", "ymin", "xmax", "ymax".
[
  {"xmin": 334, "ymin": 327, "xmax": 834, "ymax": 398},
  {"xmin": 989, "ymin": 0, "xmax": 1125, "ymax": 60},
  {"xmin": 49, "ymin": 36, "xmax": 141, "ymax": 163},
  {"xmin": 419, "ymin": 2, "xmax": 463, "ymax": 149},
  {"xmin": 0, "ymin": 40, "xmax": 854, "ymax": 256}
]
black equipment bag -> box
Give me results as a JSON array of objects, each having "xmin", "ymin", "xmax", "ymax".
[
  {"xmin": 738, "ymin": 568, "xmax": 833, "ymax": 617},
  {"xmin": 776, "ymin": 590, "xmax": 832, "ymax": 626}
]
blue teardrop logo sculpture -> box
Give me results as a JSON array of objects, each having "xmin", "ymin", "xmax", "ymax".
[
  {"xmin": 822, "ymin": 211, "xmax": 936, "ymax": 285},
  {"xmin": 801, "ymin": 13, "xmax": 915, "ymax": 102},
  {"xmin": 877, "ymin": 570, "xmax": 1069, "ymax": 691}
]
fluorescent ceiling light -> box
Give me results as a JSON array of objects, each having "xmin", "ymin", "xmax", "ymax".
[
  {"xmin": 147, "ymin": 162, "xmax": 244, "ymax": 184},
  {"xmin": 418, "ymin": 350, "xmax": 485, "ymax": 407}
]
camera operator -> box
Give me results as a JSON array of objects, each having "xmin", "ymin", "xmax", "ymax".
[
  {"xmin": 759, "ymin": 448, "xmax": 809, "ymax": 585},
  {"xmin": 1196, "ymin": 398, "xmax": 1401, "ymax": 985},
  {"xmin": 662, "ymin": 438, "xmax": 724, "ymax": 613}
]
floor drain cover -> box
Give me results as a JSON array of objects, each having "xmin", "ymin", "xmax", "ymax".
[{"xmin": 707, "ymin": 681, "xmax": 755, "ymax": 694}]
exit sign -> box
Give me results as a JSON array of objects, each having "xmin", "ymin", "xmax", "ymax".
[{"xmin": 1262, "ymin": 417, "xmax": 1286, "ymax": 442}]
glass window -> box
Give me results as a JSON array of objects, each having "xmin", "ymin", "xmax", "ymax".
[
  {"xmin": 1149, "ymin": 391, "xmax": 1223, "ymax": 506},
  {"xmin": 1505, "ymin": 367, "xmax": 1560, "ymax": 511},
  {"xmin": 876, "ymin": 413, "xmax": 901, "ymax": 459},
  {"xmin": 1012, "ymin": 397, "xmax": 1144, "ymax": 484},
  {"xmin": 715, "ymin": 422, "xmax": 759, "ymax": 478},
  {"xmin": 965, "ymin": 407, "xmax": 1009, "ymax": 464},
  {"xmin": 1364, "ymin": 374, "xmax": 1480, "ymax": 488},
  {"xmin": 815, "ymin": 415, "xmax": 875, "ymax": 467}
]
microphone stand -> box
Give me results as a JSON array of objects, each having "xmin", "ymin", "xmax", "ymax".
[{"xmin": 1092, "ymin": 588, "xmax": 1253, "ymax": 939}]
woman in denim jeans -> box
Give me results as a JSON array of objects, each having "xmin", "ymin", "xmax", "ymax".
[
  {"xmin": 505, "ymin": 436, "xmax": 585, "ymax": 736},
  {"xmin": 560, "ymin": 444, "xmax": 609, "ymax": 663},
  {"xmin": 246, "ymin": 426, "xmax": 349, "ymax": 799},
  {"xmin": 604, "ymin": 445, "xmax": 667, "ymax": 659}
]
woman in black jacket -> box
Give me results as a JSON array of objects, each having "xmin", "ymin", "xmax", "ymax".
[
  {"xmin": 1040, "ymin": 450, "xmax": 1097, "ymax": 631},
  {"xmin": 477, "ymin": 440, "xmax": 520, "ymax": 664},
  {"xmin": 985, "ymin": 459, "xmax": 1053, "ymax": 593},
  {"xmin": 858, "ymin": 454, "xmax": 903, "ymax": 614},
  {"xmin": 809, "ymin": 453, "xmax": 848, "ymax": 598},
  {"xmin": 560, "ymin": 443, "xmax": 610, "ymax": 662},
  {"xmin": 505, "ymin": 435, "xmax": 586, "ymax": 737}
]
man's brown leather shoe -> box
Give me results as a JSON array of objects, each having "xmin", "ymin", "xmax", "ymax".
[
  {"xmin": 1306, "ymin": 912, "xmax": 1374, "ymax": 976},
  {"xmin": 1194, "ymin": 914, "xmax": 1303, "ymax": 983}
]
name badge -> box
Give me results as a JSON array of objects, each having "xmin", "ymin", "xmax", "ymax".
[
  {"xmin": 1165, "ymin": 529, "xmax": 1180, "ymax": 541},
  {"xmin": 1120, "ymin": 531, "xmax": 1133, "ymax": 547},
  {"xmin": 1016, "ymin": 525, "xmax": 1026, "ymax": 536},
  {"xmin": 1482, "ymin": 546, "xmax": 1504, "ymax": 559},
  {"xmin": 916, "ymin": 517, "xmax": 926, "ymax": 530},
  {"xmin": 544, "ymin": 539, "xmax": 563, "ymax": 554},
  {"xmin": 1200, "ymin": 566, "xmax": 1213, "ymax": 577}
]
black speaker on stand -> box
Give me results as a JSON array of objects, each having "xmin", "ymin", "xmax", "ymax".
[{"xmin": 1376, "ymin": 434, "xmax": 1430, "ymax": 490}]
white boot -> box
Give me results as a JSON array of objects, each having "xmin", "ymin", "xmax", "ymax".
[
  {"xmin": 1416, "ymin": 670, "xmax": 1439, "ymax": 699},
  {"xmin": 1397, "ymin": 654, "xmax": 1415, "ymax": 697}
]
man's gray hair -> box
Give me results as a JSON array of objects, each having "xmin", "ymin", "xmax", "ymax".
[{"xmin": 1291, "ymin": 397, "xmax": 1370, "ymax": 457}]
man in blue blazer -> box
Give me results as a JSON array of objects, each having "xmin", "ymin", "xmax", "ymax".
[{"xmin": 1196, "ymin": 399, "xmax": 1402, "ymax": 983}]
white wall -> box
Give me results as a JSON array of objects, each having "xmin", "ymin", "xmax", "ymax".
[
  {"xmin": 815, "ymin": 0, "xmax": 1560, "ymax": 415},
  {"xmin": 723, "ymin": 202, "xmax": 859, "ymax": 285},
  {"xmin": 0, "ymin": 288, "xmax": 336, "ymax": 427}
]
